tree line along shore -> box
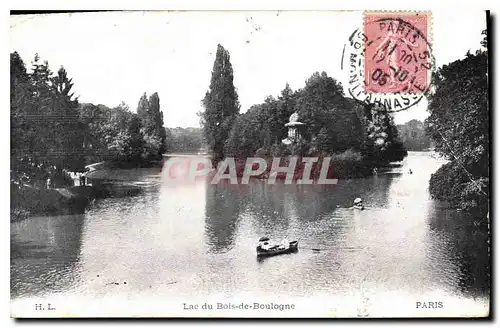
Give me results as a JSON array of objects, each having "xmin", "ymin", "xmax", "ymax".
[{"xmin": 10, "ymin": 29, "xmax": 488, "ymax": 219}]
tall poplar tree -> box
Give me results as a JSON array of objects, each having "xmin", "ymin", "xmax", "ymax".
[
  {"xmin": 201, "ymin": 44, "xmax": 240, "ymax": 165},
  {"xmin": 136, "ymin": 92, "xmax": 150, "ymax": 129},
  {"xmin": 148, "ymin": 92, "xmax": 167, "ymax": 154},
  {"xmin": 136, "ymin": 92, "xmax": 167, "ymax": 160}
]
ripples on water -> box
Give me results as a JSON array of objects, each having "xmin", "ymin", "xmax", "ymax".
[{"xmin": 11, "ymin": 152, "xmax": 490, "ymax": 314}]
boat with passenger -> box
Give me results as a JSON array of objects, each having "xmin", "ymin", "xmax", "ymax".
[
  {"xmin": 256, "ymin": 236, "xmax": 298, "ymax": 257},
  {"xmin": 353, "ymin": 197, "xmax": 365, "ymax": 210}
]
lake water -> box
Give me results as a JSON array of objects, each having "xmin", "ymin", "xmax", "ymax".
[{"xmin": 10, "ymin": 152, "xmax": 490, "ymax": 317}]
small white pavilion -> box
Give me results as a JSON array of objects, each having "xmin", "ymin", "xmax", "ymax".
[{"xmin": 282, "ymin": 112, "xmax": 306, "ymax": 145}]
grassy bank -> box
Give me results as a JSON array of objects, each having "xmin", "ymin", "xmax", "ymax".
[{"xmin": 10, "ymin": 184, "xmax": 96, "ymax": 221}]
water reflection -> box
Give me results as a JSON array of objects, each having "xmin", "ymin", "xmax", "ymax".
[
  {"xmin": 426, "ymin": 204, "xmax": 490, "ymax": 299},
  {"xmin": 11, "ymin": 214, "xmax": 84, "ymax": 298},
  {"xmin": 204, "ymin": 183, "xmax": 245, "ymax": 253},
  {"xmin": 201, "ymin": 173, "xmax": 400, "ymax": 250},
  {"xmin": 201, "ymin": 173, "xmax": 398, "ymax": 296},
  {"xmin": 10, "ymin": 152, "xmax": 490, "ymax": 311}
]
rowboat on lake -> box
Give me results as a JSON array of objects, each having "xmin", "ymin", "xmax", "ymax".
[{"xmin": 256, "ymin": 237, "xmax": 299, "ymax": 258}]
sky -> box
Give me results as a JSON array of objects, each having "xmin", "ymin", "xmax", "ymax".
[{"xmin": 10, "ymin": 10, "xmax": 486, "ymax": 128}]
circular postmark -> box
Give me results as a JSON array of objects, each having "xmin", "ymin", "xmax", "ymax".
[{"xmin": 342, "ymin": 13, "xmax": 436, "ymax": 112}]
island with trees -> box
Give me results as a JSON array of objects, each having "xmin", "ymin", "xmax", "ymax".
[
  {"xmin": 10, "ymin": 29, "xmax": 488, "ymax": 221},
  {"xmin": 199, "ymin": 44, "xmax": 407, "ymax": 181}
]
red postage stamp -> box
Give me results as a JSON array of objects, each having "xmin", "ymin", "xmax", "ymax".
[{"xmin": 363, "ymin": 12, "xmax": 431, "ymax": 94}]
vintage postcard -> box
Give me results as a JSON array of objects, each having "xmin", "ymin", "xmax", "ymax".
[{"xmin": 10, "ymin": 9, "xmax": 490, "ymax": 318}]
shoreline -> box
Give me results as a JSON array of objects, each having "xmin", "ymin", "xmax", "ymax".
[{"xmin": 10, "ymin": 182, "xmax": 143, "ymax": 222}]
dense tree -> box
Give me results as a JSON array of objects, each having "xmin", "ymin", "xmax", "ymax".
[
  {"xmin": 78, "ymin": 95, "xmax": 168, "ymax": 167},
  {"xmin": 167, "ymin": 127, "xmax": 204, "ymax": 153},
  {"xmin": 276, "ymin": 83, "xmax": 298, "ymax": 141},
  {"xmin": 148, "ymin": 93, "xmax": 163, "ymax": 134},
  {"xmin": 11, "ymin": 53, "xmax": 85, "ymax": 187},
  {"xmin": 397, "ymin": 119, "xmax": 431, "ymax": 151},
  {"xmin": 136, "ymin": 93, "xmax": 150, "ymax": 124},
  {"xmin": 223, "ymin": 70, "xmax": 405, "ymax": 166},
  {"xmin": 79, "ymin": 103, "xmax": 109, "ymax": 155},
  {"xmin": 137, "ymin": 92, "xmax": 164, "ymax": 138},
  {"xmin": 201, "ymin": 44, "xmax": 240, "ymax": 165},
  {"xmin": 224, "ymin": 86, "xmax": 300, "ymax": 158},
  {"xmin": 263, "ymin": 84, "xmax": 299, "ymax": 145},
  {"xmin": 426, "ymin": 32, "xmax": 489, "ymax": 215},
  {"xmin": 295, "ymin": 71, "xmax": 345, "ymax": 142},
  {"xmin": 295, "ymin": 72, "xmax": 366, "ymax": 155},
  {"xmin": 79, "ymin": 102, "xmax": 146, "ymax": 166},
  {"xmin": 149, "ymin": 93, "xmax": 168, "ymax": 155},
  {"xmin": 136, "ymin": 92, "xmax": 167, "ymax": 160},
  {"xmin": 11, "ymin": 52, "xmax": 31, "ymax": 156},
  {"xmin": 364, "ymin": 105, "xmax": 407, "ymax": 164},
  {"xmin": 11, "ymin": 52, "xmax": 38, "ymax": 184},
  {"xmin": 225, "ymin": 105, "xmax": 272, "ymax": 158},
  {"xmin": 426, "ymin": 53, "xmax": 488, "ymax": 173},
  {"xmin": 50, "ymin": 67, "xmax": 86, "ymax": 171},
  {"xmin": 26, "ymin": 54, "xmax": 54, "ymax": 166}
]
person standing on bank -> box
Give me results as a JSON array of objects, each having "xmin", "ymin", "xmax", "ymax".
[{"xmin": 80, "ymin": 174, "xmax": 86, "ymax": 186}]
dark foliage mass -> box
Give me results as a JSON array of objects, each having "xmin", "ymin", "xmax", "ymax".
[
  {"xmin": 11, "ymin": 52, "xmax": 85, "ymax": 187},
  {"xmin": 11, "ymin": 52, "xmax": 168, "ymax": 188},
  {"xmin": 397, "ymin": 119, "xmax": 432, "ymax": 151},
  {"xmin": 166, "ymin": 127, "xmax": 205, "ymax": 153},
  {"xmin": 200, "ymin": 45, "xmax": 407, "ymax": 174},
  {"xmin": 426, "ymin": 30, "xmax": 489, "ymax": 216},
  {"xmin": 200, "ymin": 44, "xmax": 240, "ymax": 165}
]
